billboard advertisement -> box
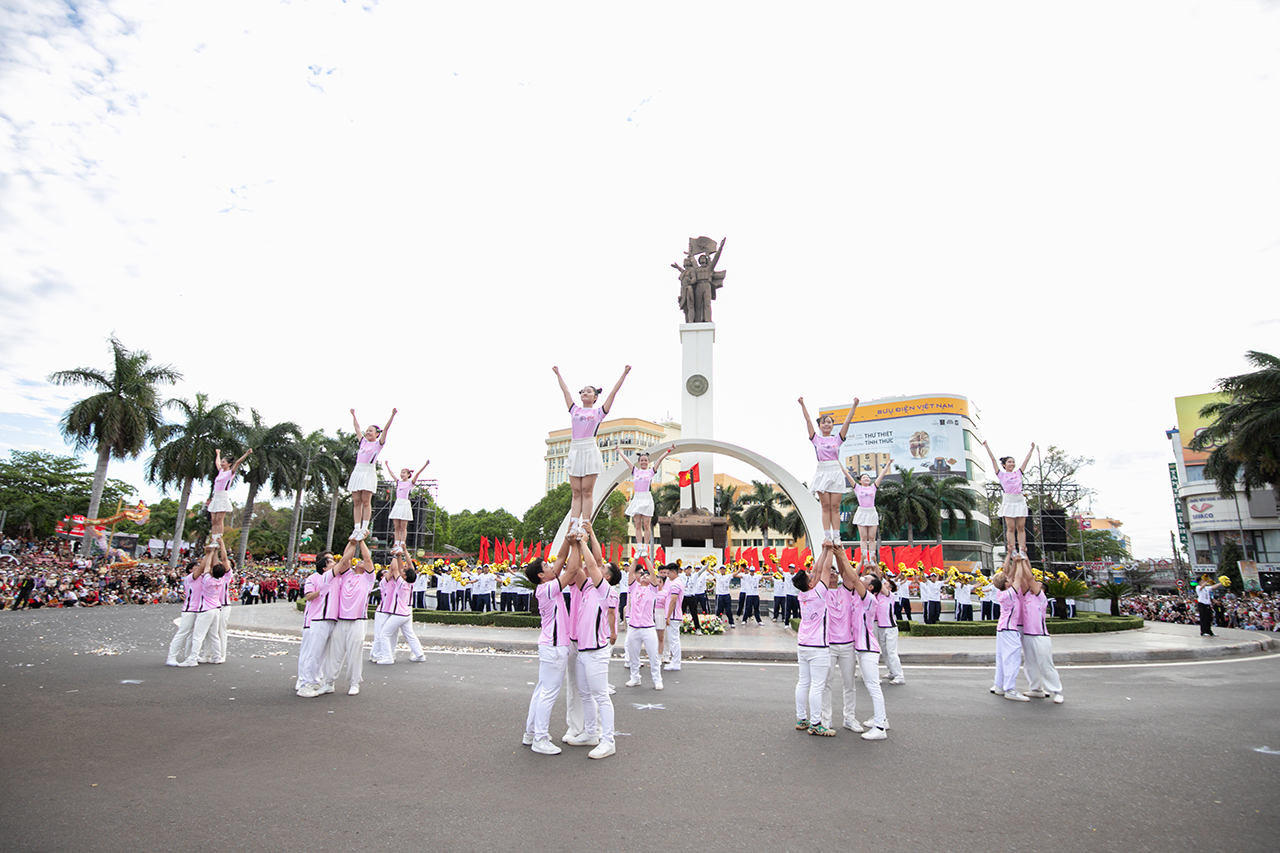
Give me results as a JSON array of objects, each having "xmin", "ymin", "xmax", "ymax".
[
  {"xmin": 1174, "ymin": 392, "xmax": 1226, "ymax": 466},
  {"xmin": 820, "ymin": 396, "xmax": 970, "ymax": 479}
]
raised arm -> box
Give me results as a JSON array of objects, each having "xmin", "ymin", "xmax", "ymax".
[
  {"xmin": 215, "ymin": 449, "xmax": 224, "ymax": 471},
  {"xmin": 552, "ymin": 366, "xmax": 574, "ymax": 410},
  {"xmin": 379, "ymin": 408, "xmax": 397, "ymax": 444},
  {"xmin": 356, "ymin": 539, "xmax": 373, "ymax": 572},
  {"xmin": 580, "ymin": 534, "xmax": 603, "ymax": 588},
  {"xmin": 413, "ymin": 460, "xmax": 431, "ymax": 482},
  {"xmin": 1021, "ymin": 442, "xmax": 1036, "ymax": 473},
  {"xmin": 875, "ymin": 457, "xmax": 894, "ymax": 487},
  {"xmin": 350, "ymin": 409, "xmax": 362, "ymax": 435},
  {"xmin": 980, "ymin": 439, "xmax": 999, "ymax": 473},
  {"xmin": 384, "ymin": 461, "xmax": 398, "ymax": 482},
  {"xmin": 799, "ymin": 397, "xmax": 816, "ymax": 441},
  {"xmin": 600, "ymin": 365, "xmax": 631, "ymax": 414},
  {"xmin": 838, "ymin": 398, "xmax": 859, "ymax": 441},
  {"xmin": 232, "ymin": 448, "xmax": 253, "ymax": 472},
  {"xmin": 831, "ymin": 541, "xmax": 857, "ymax": 591},
  {"xmin": 616, "ymin": 448, "xmax": 635, "ymax": 472},
  {"xmin": 586, "ymin": 525, "xmax": 605, "ymax": 567},
  {"xmin": 648, "ymin": 448, "xmax": 672, "ymax": 470}
]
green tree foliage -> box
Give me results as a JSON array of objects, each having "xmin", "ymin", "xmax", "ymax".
[
  {"xmin": 929, "ymin": 476, "xmax": 979, "ymax": 543},
  {"xmin": 1218, "ymin": 540, "xmax": 1245, "ymax": 593},
  {"xmin": 1190, "ymin": 351, "xmax": 1280, "ymax": 503},
  {"xmin": 735, "ymin": 480, "xmax": 787, "ymax": 545},
  {"xmin": 234, "ymin": 410, "xmax": 302, "ymax": 568},
  {"xmin": 984, "ymin": 445, "xmax": 1096, "ymax": 525},
  {"xmin": 449, "ymin": 508, "xmax": 521, "ymax": 554},
  {"xmin": 1090, "ymin": 581, "xmax": 1133, "ymax": 616},
  {"xmin": 0, "ymin": 451, "xmax": 135, "ymax": 538},
  {"xmin": 592, "ymin": 490, "xmax": 629, "ymax": 553},
  {"xmin": 47, "ymin": 335, "xmax": 181, "ymax": 551},
  {"xmin": 520, "ymin": 483, "xmax": 572, "ymax": 543},
  {"xmin": 876, "ymin": 468, "xmax": 938, "ymax": 546}
]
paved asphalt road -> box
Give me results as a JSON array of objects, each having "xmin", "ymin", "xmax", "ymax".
[{"xmin": 1, "ymin": 605, "xmax": 1277, "ymax": 853}]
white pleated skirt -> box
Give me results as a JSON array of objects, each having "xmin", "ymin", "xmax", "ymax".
[
  {"xmin": 207, "ymin": 492, "xmax": 233, "ymax": 514},
  {"xmin": 810, "ymin": 460, "xmax": 848, "ymax": 496},
  {"xmin": 999, "ymin": 494, "xmax": 1028, "ymax": 518},
  {"xmin": 565, "ymin": 438, "xmax": 604, "ymax": 478},
  {"xmin": 389, "ymin": 498, "xmax": 413, "ymax": 521},
  {"xmin": 347, "ymin": 462, "xmax": 377, "ymax": 493},
  {"xmin": 626, "ymin": 491, "xmax": 655, "ymax": 518},
  {"xmin": 853, "ymin": 507, "xmax": 879, "ymax": 527}
]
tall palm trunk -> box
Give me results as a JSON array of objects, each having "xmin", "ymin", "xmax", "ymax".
[
  {"xmin": 237, "ymin": 480, "xmax": 260, "ymax": 569},
  {"xmin": 327, "ymin": 490, "xmax": 340, "ymax": 552},
  {"xmin": 81, "ymin": 443, "xmax": 113, "ymax": 555},
  {"xmin": 168, "ymin": 476, "xmax": 195, "ymax": 568},
  {"xmin": 906, "ymin": 523, "xmax": 915, "ymax": 548}
]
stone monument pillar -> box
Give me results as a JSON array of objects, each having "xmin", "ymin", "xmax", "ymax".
[{"xmin": 680, "ymin": 322, "xmax": 715, "ymax": 512}]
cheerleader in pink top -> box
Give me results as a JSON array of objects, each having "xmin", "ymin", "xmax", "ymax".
[
  {"xmin": 383, "ymin": 459, "xmax": 430, "ymax": 555},
  {"xmin": 981, "ymin": 439, "xmax": 1035, "ymax": 561},
  {"xmin": 845, "ymin": 457, "xmax": 893, "ymax": 569},
  {"xmin": 618, "ymin": 447, "xmax": 670, "ymax": 562},
  {"xmin": 553, "ymin": 365, "xmax": 630, "ymax": 535},
  {"xmin": 372, "ymin": 553, "xmax": 425, "ymax": 665},
  {"xmin": 347, "ymin": 408, "xmax": 397, "ymax": 541},
  {"xmin": 799, "ymin": 396, "xmax": 858, "ymax": 543},
  {"xmin": 208, "ymin": 447, "xmax": 252, "ymax": 546}
]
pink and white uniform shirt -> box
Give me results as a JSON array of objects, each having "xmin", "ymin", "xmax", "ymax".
[
  {"xmin": 811, "ymin": 434, "xmax": 841, "ymax": 462},
  {"xmin": 996, "ymin": 586, "xmax": 1021, "ymax": 631},
  {"xmin": 536, "ymin": 578, "xmax": 569, "ymax": 647},
  {"xmin": 569, "ymin": 405, "xmax": 606, "ymax": 440},
  {"xmin": 302, "ymin": 570, "xmax": 331, "ymax": 628},
  {"xmin": 575, "ymin": 579, "xmax": 613, "ymax": 651},
  {"xmin": 826, "ymin": 584, "xmax": 854, "ymax": 645},
  {"xmin": 395, "ymin": 480, "xmax": 413, "ymax": 500},
  {"xmin": 334, "ymin": 570, "xmax": 376, "ymax": 620},
  {"xmin": 378, "ymin": 577, "xmax": 411, "ymax": 617},
  {"xmin": 665, "ymin": 579, "xmax": 685, "ymax": 619},
  {"xmin": 997, "ymin": 469, "xmax": 1023, "ymax": 495},
  {"xmin": 627, "ymin": 581, "xmax": 657, "ymax": 629},
  {"xmin": 632, "ymin": 467, "xmax": 656, "ymax": 493},
  {"xmin": 854, "ymin": 484, "xmax": 876, "ymax": 508},
  {"xmin": 355, "ymin": 438, "xmax": 383, "ymax": 465},
  {"xmin": 198, "ymin": 572, "xmax": 228, "ymax": 612},
  {"xmin": 1020, "ymin": 589, "xmax": 1049, "ymax": 636},
  {"xmin": 797, "ymin": 582, "xmax": 829, "ymax": 648},
  {"xmin": 213, "ymin": 467, "xmax": 235, "ymax": 494},
  {"xmin": 851, "ymin": 589, "xmax": 880, "ymax": 653}
]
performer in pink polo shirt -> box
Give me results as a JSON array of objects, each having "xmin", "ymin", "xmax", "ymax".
[
  {"xmin": 981, "ymin": 439, "xmax": 1036, "ymax": 561},
  {"xmin": 323, "ymin": 536, "xmax": 376, "ymax": 696},
  {"xmin": 552, "ymin": 365, "xmax": 630, "ymax": 535},
  {"xmin": 166, "ymin": 556, "xmax": 208, "ymax": 666},
  {"xmin": 799, "ymin": 396, "xmax": 857, "ymax": 544},
  {"xmin": 846, "ymin": 458, "xmax": 893, "ymax": 569},
  {"xmin": 346, "ymin": 408, "xmax": 397, "ymax": 542},
  {"xmin": 522, "ymin": 538, "xmax": 576, "ymax": 755},
  {"xmin": 793, "ymin": 549, "xmax": 832, "ymax": 736},
  {"xmin": 372, "ymin": 552, "xmax": 425, "ymax": 665},
  {"xmin": 1013, "ymin": 555, "xmax": 1065, "ymax": 704},
  {"xmin": 296, "ymin": 553, "xmax": 335, "ymax": 697},
  {"xmin": 383, "ymin": 459, "xmax": 430, "ymax": 556},
  {"xmin": 208, "ymin": 447, "xmax": 252, "ymax": 547}
]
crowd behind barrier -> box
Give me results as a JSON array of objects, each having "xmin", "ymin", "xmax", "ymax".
[{"xmin": 1120, "ymin": 592, "xmax": 1280, "ymax": 631}]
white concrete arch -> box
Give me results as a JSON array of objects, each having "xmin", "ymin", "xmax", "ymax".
[{"xmin": 552, "ymin": 438, "xmax": 822, "ymax": 553}]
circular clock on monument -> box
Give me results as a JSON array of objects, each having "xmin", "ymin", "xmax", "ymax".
[{"xmin": 686, "ymin": 374, "xmax": 709, "ymax": 397}]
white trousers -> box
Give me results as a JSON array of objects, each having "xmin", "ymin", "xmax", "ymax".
[
  {"xmin": 665, "ymin": 620, "xmax": 682, "ymax": 668},
  {"xmin": 875, "ymin": 625, "xmax": 902, "ymax": 679},
  {"xmin": 370, "ymin": 612, "xmax": 389, "ymax": 660},
  {"xmin": 993, "ymin": 630, "xmax": 1023, "ymax": 693},
  {"xmin": 190, "ymin": 609, "xmax": 219, "ymax": 660},
  {"xmin": 199, "ymin": 607, "xmax": 231, "ymax": 662},
  {"xmin": 625, "ymin": 626, "xmax": 662, "ymax": 685},
  {"xmin": 1021, "ymin": 634, "xmax": 1063, "ymax": 695},
  {"xmin": 822, "ymin": 643, "xmax": 857, "ymax": 728},
  {"xmin": 856, "ymin": 650, "xmax": 887, "ymax": 728},
  {"xmin": 167, "ymin": 611, "xmax": 198, "ymax": 662},
  {"xmin": 326, "ymin": 619, "xmax": 368, "ymax": 688},
  {"xmin": 374, "ymin": 613, "xmax": 423, "ymax": 662},
  {"xmin": 525, "ymin": 644, "xmax": 568, "ymax": 741},
  {"xmin": 563, "ymin": 643, "xmax": 584, "ymax": 738},
  {"xmin": 575, "ymin": 646, "xmax": 615, "ymax": 742},
  {"xmin": 298, "ymin": 620, "xmax": 334, "ymax": 687},
  {"xmin": 795, "ymin": 646, "xmax": 831, "ymax": 723}
]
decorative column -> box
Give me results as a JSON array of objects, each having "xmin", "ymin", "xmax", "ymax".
[{"xmin": 679, "ymin": 322, "xmax": 715, "ymax": 512}]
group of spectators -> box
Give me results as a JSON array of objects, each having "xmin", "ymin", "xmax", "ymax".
[
  {"xmin": 0, "ymin": 536, "xmax": 309, "ymax": 611},
  {"xmin": 1121, "ymin": 592, "xmax": 1280, "ymax": 631}
]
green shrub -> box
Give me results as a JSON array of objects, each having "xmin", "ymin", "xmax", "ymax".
[
  {"xmin": 1046, "ymin": 620, "xmax": 1097, "ymax": 635},
  {"xmin": 896, "ymin": 620, "xmax": 912, "ymax": 633},
  {"xmin": 907, "ymin": 622, "xmax": 997, "ymax": 637},
  {"xmin": 408, "ymin": 609, "xmax": 540, "ymax": 628}
]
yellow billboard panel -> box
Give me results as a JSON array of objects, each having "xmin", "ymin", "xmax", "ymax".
[
  {"xmin": 821, "ymin": 395, "xmax": 970, "ymax": 425},
  {"xmin": 1174, "ymin": 392, "xmax": 1226, "ymax": 466}
]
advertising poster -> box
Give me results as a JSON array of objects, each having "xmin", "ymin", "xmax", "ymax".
[
  {"xmin": 1174, "ymin": 392, "xmax": 1226, "ymax": 466},
  {"xmin": 819, "ymin": 397, "xmax": 970, "ymax": 480}
]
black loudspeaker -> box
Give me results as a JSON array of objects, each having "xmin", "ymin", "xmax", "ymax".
[{"xmin": 1042, "ymin": 509, "xmax": 1069, "ymax": 549}]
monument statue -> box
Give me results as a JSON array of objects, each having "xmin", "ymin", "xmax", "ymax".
[{"xmin": 673, "ymin": 236, "xmax": 726, "ymax": 324}]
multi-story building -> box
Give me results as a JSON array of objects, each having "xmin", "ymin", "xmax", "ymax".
[
  {"xmin": 1072, "ymin": 511, "xmax": 1132, "ymax": 554},
  {"xmin": 819, "ymin": 393, "xmax": 994, "ymax": 569},
  {"xmin": 1168, "ymin": 392, "xmax": 1280, "ymax": 590}
]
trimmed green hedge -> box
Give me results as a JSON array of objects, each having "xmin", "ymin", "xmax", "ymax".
[
  {"xmin": 410, "ymin": 610, "xmax": 540, "ymax": 628},
  {"xmin": 907, "ymin": 616, "xmax": 1143, "ymax": 637}
]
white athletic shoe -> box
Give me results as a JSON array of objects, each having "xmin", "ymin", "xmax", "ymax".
[
  {"xmin": 842, "ymin": 720, "xmax": 866, "ymax": 734},
  {"xmin": 531, "ymin": 738, "xmax": 561, "ymax": 755},
  {"xmin": 889, "ymin": 676, "xmax": 905, "ymax": 685},
  {"xmin": 588, "ymin": 740, "xmax": 616, "ymax": 759},
  {"xmin": 862, "ymin": 717, "xmax": 890, "ymax": 730},
  {"xmin": 564, "ymin": 732, "xmax": 600, "ymax": 747},
  {"xmin": 662, "ymin": 664, "xmax": 681, "ymax": 671},
  {"xmin": 322, "ymin": 683, "xmax": 335, "ymax": 694},
  {"xmin": 654, "ymin": 682, "xmax": 664, "ymax": 691},
  {"xmin": 374, "ymin": 659, "xmax": 394, "ymax": 665},
  {"xmin": 347, "ymin": 685, "xmax": 360, "ymax": 695},
  {"xmin": 521, "ymin": 733, "xmax": 534, "ymax": 745},
  {"xmin": 165, "ymin": 659, "xmax": 179, "ymax": 667},
  {"xmin": 625, "ymin": 677, "xmax": 641, "ymax": 687},
  {"xmin": 861, "ymin": 727, "xmax": 887, "ymax": 741},
  {"xmin": 1004, "ymin": 691, "xmax": 1031, "ymax": 702},
  {"xmin": 1025, "ymin": 689, "xmax": 1049, "ymax": 699},
  {"xmin": 990, "ymin": 686, "xmax": 1002, "ymax": 695},
  {"xmin": 178, "ymin": 659, "xmax": 198, "ymax": 667},
  {"xmin": 410, "ymin": 654, "xmax": 426, "ymax": 662},
  {"xmin": 297, "ymin": 684, "xmax": 321, "ymax": 698},
  {"xmin": 1052, "ymin": 693, "xmax": 1065, "ymax": 704}
]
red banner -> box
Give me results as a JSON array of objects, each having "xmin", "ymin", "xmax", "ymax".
[{"xmin": 677, "ymin": 463, "xmax": 701, "ymax": 487}]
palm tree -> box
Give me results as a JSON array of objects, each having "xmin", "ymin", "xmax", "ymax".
[
  {"xmin": 235, "ymin": 410, "xmax": 302, "ymax": 569},
  {"xmin": 928, "ymin": 476, "xmax": 979, "ymax": 545},
  {"xmin": 1190, "ymin": 351, "xmax": 1280, "ymax": 505},
  {"xmin": 146, "ymin": 393, "xmax": 242, "ymax": 567},
  {"xmin": 47, "ymin": 336, "xmax": 181, "ymax": 554},
  {"xmin": 735, "ymin": 480, "xmax": 787, "ymax": 548},
  {"xmin": 876, "ymin": 468, "xmax": 938, "ymax": 547},
  {"xmin": 286, "ymin": 431, "xmax": 341, "ymax": 571},
  {"xmin": 321, "ymin": 430, "xmax": 356, "ymax": 551},
  {"xmin": 714, "ymin": 483, "xmax": 738, "ymax": 517}
]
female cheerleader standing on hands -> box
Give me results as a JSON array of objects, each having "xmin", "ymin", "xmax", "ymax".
[
  {"xmin": 618, "ymin": 447, "xmax": 670, "ymax": 562},
  {"xmin": 347, "ymin": 408, "xmax": 396, "ymax": 541},
  {"xmin": 800, "ymin": 396, "xmax": 857, "ymax": 543},
  {"xmin": 846, "ymin": 457, "xmax": 893, "ymax": 568},
  {"xmin": 554, "ymin": 365, "xmax": 631, "ymax": 534},
  {"xmin": 384, "ymin": 459, "xmax": 430, "ymax": 555},
  {"xmin": 982, "ymin": 440, "xmax": 1035, "ymax": 560},
  {"xmin": 208, "ymin": 448, "xmax": 252, "ymax": 544}
]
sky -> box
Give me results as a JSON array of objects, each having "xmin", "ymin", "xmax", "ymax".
[{"xmin": 1, "ymin": 0, "xmax": 1277, "ymax": 559}]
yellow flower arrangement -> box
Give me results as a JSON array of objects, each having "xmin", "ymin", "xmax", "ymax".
[{"xmin": 1218, "ymin": 575, "xmax": 1231, "ymax": 587}]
